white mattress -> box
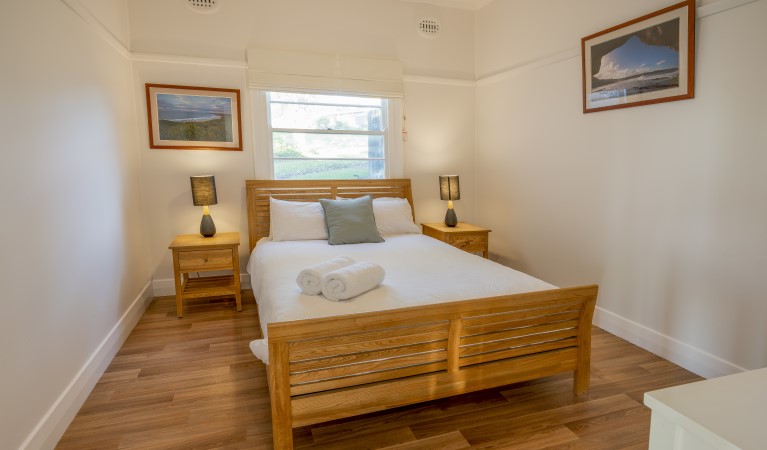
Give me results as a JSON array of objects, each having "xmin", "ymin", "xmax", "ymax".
[{"xmin": 246, "ymin": 234, "xmax": 556, "ymax": 364}]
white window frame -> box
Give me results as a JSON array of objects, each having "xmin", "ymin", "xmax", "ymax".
[{"xmin": 251, "ymin": 89, "xmax": 403, "ymax": 180}]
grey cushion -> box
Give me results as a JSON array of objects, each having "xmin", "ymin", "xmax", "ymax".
[{"xmin": 319, "ymin": 195, "xmax": 384, "ymax": 245}]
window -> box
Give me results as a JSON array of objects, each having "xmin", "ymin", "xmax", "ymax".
[{"xmin": 265, "ymin": 92, "xmax": 395, "ymax": 180}]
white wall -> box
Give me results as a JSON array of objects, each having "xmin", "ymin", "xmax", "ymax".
[
  {"xmin": 404, "ymin": 80, "xmax": 477, "ymax": 224},
  {"xmin": 0, "ymin": 1, "xmax": 151, "ymax": 449},
  {"xmin": 475, "ymin": 0, "xmax": 767, "ymax": 377},
  {"xmin": 127, "ymin": 0, "xmax": 477, "ymax": 285}
]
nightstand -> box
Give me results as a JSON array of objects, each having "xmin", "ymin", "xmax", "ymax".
[
  {"xmin": 168, "ymin": 232, "xmax": 242, "ymax": 318},
  {"xmin": 421, "ymin": 222, "xmax": 491, "ymax": 258}
]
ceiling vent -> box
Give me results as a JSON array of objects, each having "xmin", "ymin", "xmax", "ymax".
[
  {"xmin": 418, "ymin": 18, "xmax": 441, "ymax": 38},
  {"xmin": 186, "ymin": 0, "xmax": 220, "ymax": 14}
]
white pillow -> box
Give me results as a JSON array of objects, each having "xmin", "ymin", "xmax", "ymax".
[
  {"xmin": 269, "ymin": 197, "xmax": 328, "ymax": 241},
  {"xmin": 372, "ymin": 197, "xmax": 421, "ymax": 235}
]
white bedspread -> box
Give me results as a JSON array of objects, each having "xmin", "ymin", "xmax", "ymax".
[{"xmin": 247, "ymin": 234, "xmax": 556, "ymax": 364}]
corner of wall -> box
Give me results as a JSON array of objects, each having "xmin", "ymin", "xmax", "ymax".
[
  {"xmin": 20, "ymin": 281, "xmax": 154, "ymax": 450},
  {"xmin": 593, "ymin": 306, "xmax": 746, "ymax": 379}
]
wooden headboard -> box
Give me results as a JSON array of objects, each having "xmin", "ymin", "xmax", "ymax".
[{"xmin": 245, "ymin": 179, "xmax": 415, "ymax": 252}]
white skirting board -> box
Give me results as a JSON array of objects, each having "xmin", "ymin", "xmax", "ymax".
[
  {"xmin": 20, "ymin": 281, "xmax": 154, "ymax": 450},
  {"xmin": 593, "ymin": 306, "xmax": 746, "ymax": 380},
  {"xmin": 152, "ymin": 273, "xmax": 252, "ymax": 297}
]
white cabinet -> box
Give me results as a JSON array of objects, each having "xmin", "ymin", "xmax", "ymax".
[{"xmin": 644, "ymin": 367, "xmax": 767, "ymax": 450}]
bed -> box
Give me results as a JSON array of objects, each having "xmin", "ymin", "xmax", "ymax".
[{"xmin": 245, "ymin": 179, "xmax": 598, "ymax": 449}]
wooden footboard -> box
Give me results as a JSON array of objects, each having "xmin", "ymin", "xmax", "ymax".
[{"xmin": 266, "ymin": 285, "xmax": 598, "ymax": 448}]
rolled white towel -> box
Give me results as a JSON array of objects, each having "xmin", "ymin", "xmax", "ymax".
[
  {"xmin": 296, "ymin": 256, "xmax": 355, "ymax": 295},
  {"xmin": 321, "ymin": 261, "xmax": 385, "ymax": 301}
]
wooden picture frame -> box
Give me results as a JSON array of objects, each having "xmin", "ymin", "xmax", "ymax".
[
  {"xmin": 581, "ymin": 0, "xmax": 695, "ymax": 113},
  {"xmin": 145, "ymin": 84, "xmax": 242, "ymax": 150}
]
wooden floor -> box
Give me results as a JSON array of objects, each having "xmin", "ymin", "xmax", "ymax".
[{"xmin": 57, "ymin": 291, "xmax": 702, "ymax": 449}]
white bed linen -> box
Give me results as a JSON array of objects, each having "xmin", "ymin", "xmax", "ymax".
[{"xmin": 247, "ymin": 234, "xmax": 556, "ymax": 364}]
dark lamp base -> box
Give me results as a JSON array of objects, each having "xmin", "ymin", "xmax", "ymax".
[
  {"xmin": 444, "ymin": 208, "xmax": 458, "ymax": 227},
  {"xmin": 200, "ymin": 214, "xmax": 217, "ymax": 237}
]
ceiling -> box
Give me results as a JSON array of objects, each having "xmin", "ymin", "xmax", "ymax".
[{"xmin": 399, "ymin": 0, "xmax": 493, "ymax": 11}]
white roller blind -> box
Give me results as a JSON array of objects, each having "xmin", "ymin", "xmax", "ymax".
[{"xmin": 247, "ymin": 48, "xmax": 404, "ymax": 98}]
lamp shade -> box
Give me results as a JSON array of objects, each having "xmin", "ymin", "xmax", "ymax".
[
  {"xmin": 190, "ymin": 175, "xmax": 218, "ymax": 206},
  {"xmin": 439, "ymin": 175, "xmax": 460, "ymax": 201}
]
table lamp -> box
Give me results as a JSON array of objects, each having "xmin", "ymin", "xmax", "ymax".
[
  {"xmin": 439, "ymin": 175, "xmax": 460, "ymax": 227},
  {"xmin": 190, "ymin": 175, "xmax": 218, "ymax": 237}
]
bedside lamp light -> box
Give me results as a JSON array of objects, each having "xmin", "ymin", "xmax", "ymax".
[
  {"xmin": 439, "ymin": 175, "xmax": 460, "ymax": 227},
  {"xmin": 190, "ymin": 175, "xmax": 218, "ymax": 237}
]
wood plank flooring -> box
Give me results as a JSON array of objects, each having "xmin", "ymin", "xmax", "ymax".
[{"xmin": 57, "ymin": 291, "xmax": 702, "ymax": 449}]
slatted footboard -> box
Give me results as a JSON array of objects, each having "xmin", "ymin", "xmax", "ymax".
[{"xmin": 267, "ymin": 285, "xmax": 598, "ymax": 448}]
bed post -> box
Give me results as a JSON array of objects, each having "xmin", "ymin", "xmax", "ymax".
[
  {"xmin": 268, "ymin": 341, "xmax": 293, "ymax": 448},
  {"xmin": 574, "ymin": 293, "xmax": 597, "ymax": 396}
]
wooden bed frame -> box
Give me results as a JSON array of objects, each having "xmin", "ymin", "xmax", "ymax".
[{"xmin": 245, "ymin": 179, "xmax": 598, "ymax": 449}]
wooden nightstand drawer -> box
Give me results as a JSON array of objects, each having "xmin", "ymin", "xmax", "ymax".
[
  {"xmin": 177, "ymin": 249, "xmax": 233, "ymax": 271},
  {"xmin": 448, "ymin": 234, "xmax": 487, "ymax": 253},
  {"xmin": 421, "ymin": 222, "xmax": 491, "ymax": 258}
]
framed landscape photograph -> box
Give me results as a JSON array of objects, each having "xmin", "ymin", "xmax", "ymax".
[
  {"xmin": 146, "ymin": 84, "xmax": 242, "ymax": 150},
  {"xmin": 581, "ymin": 0, "xmax": 695, "ymax": 113}
]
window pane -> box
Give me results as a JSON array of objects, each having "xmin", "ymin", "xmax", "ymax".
[
  {"xmin": 270, "ymin": 92, "xmax": 382, "ymax": 107},
  {"xmin": 273, "ymin": 132, "xmax": 384, "ymax": 159},
  {"xmin": 275, "ymin": 159, "xmax": 384, "ymax": 180},
  {"xmin": 270, "ymin": 103, "xmax": 383, "ymax": 131},
  {"xmin": 266, "ymin": 91, "xmax": 388, "ymax": 180}
]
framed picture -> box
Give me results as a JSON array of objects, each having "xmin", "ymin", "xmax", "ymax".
[
  {"xmin": 145, "ymin": 84, "xmax": 242, "ymax": 150},
  {"xmin": 581, "ymin": 0, "xmax": 695, "ymax": 113}
]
